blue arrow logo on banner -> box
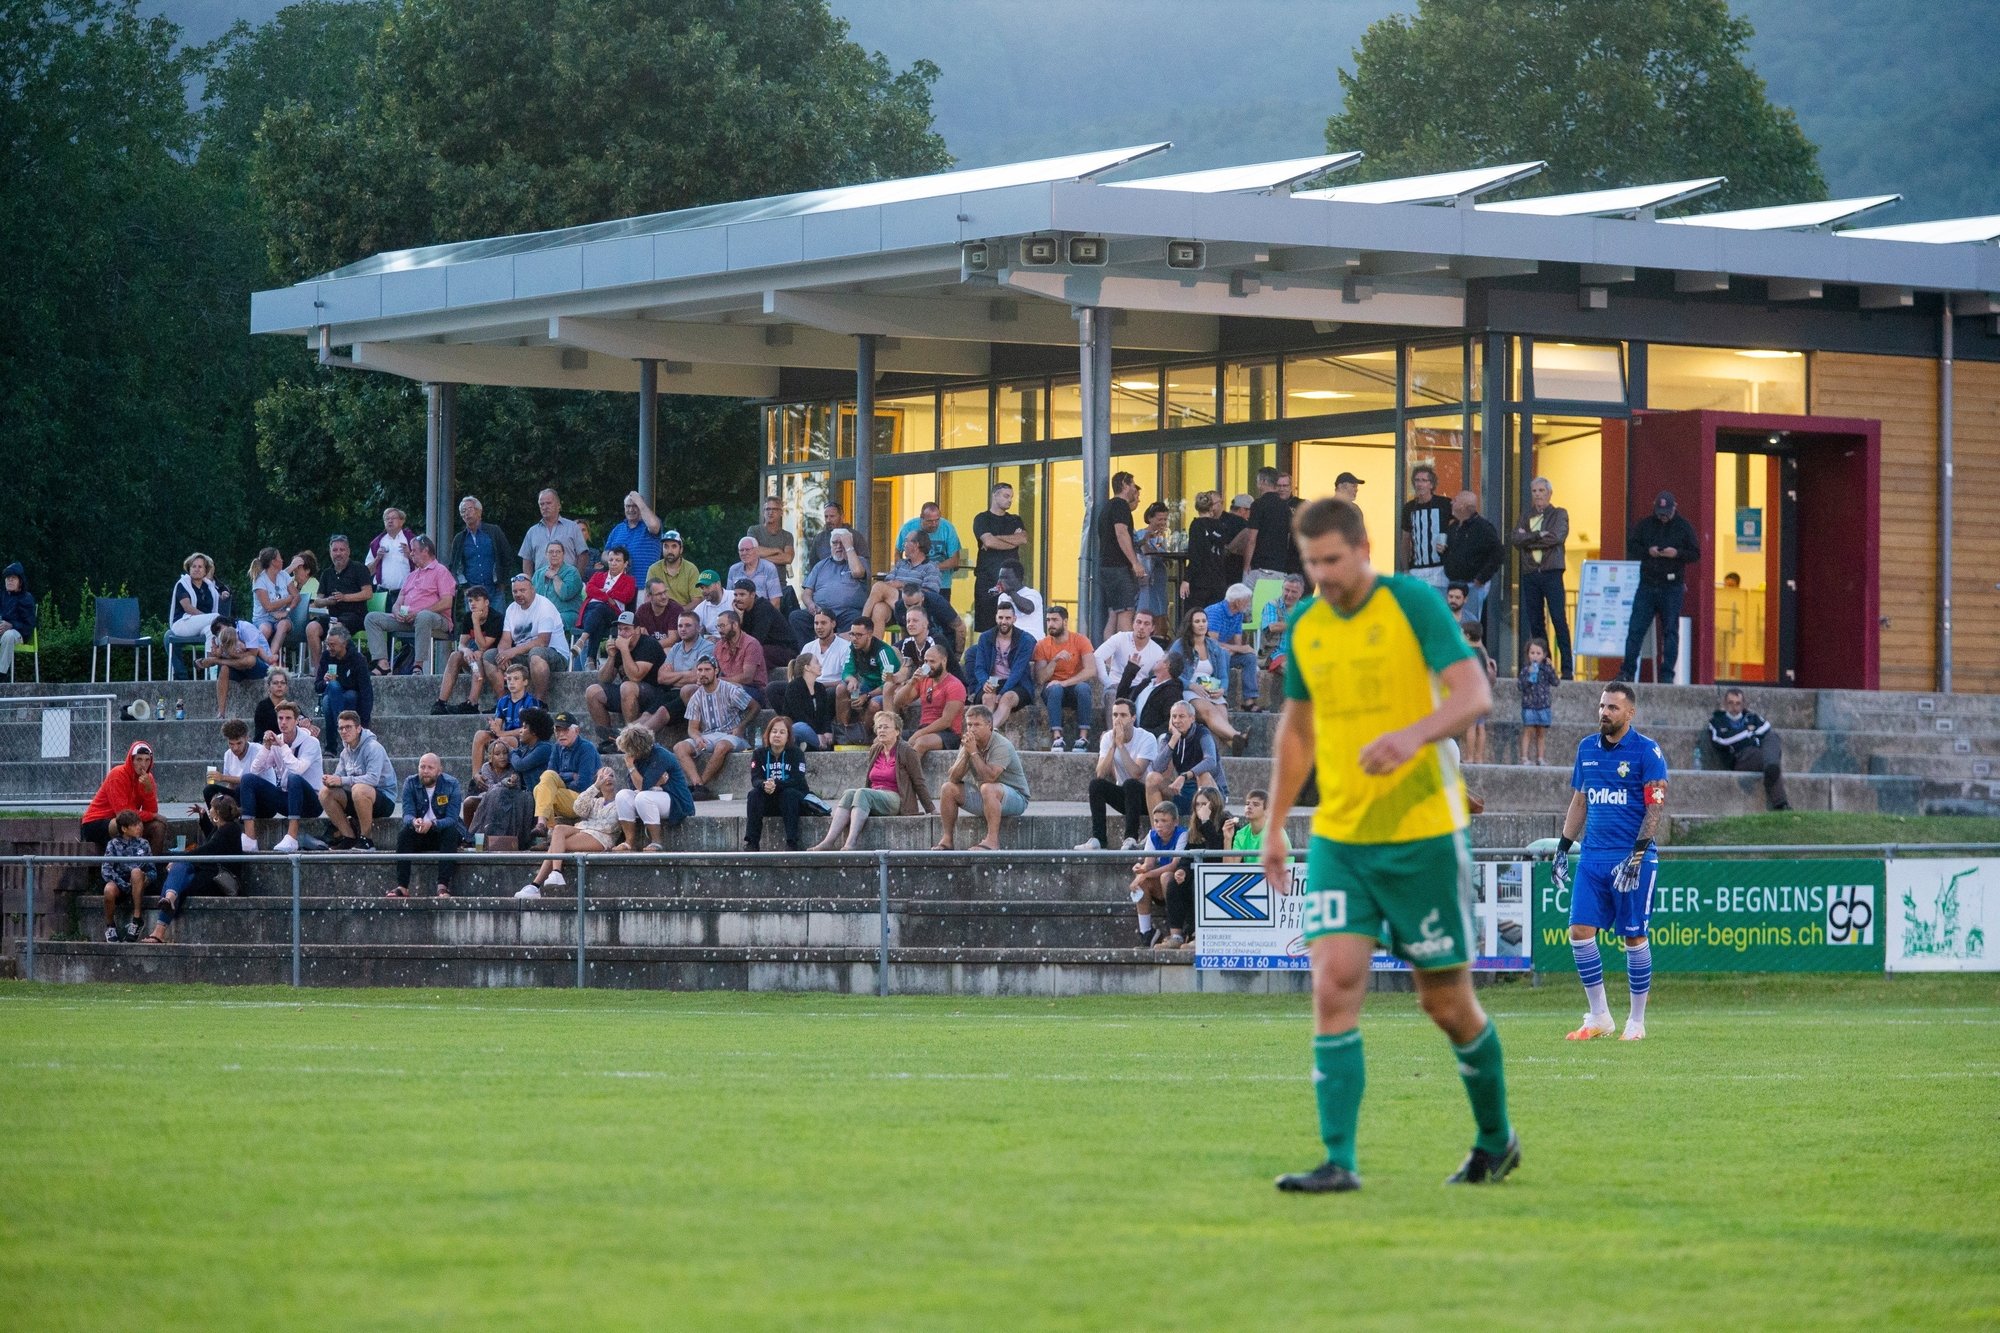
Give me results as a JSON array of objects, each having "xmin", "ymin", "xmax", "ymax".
[{"xmin": 1204, "ymin": 872, "xmax": 1271, "ymax": 922}]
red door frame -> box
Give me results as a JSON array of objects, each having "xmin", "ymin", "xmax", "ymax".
[{"xmin": 1625, "ymin": 410, "xmax": 1879, "ymax": 690}]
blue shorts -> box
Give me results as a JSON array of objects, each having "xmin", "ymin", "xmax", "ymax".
[{"xmin": 1570, "ymin": 853, "xmax": 1657, "ymax": 937}]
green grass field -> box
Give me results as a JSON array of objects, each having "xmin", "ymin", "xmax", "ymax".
[{"xmin": 4, "ymin": 976, "xmax": 1998, "ymax": 1330}]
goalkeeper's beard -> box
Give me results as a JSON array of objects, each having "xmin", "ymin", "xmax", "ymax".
[{"xmin": 1599, "ymin": 719, "xmax": 1626, "ymax": 742}]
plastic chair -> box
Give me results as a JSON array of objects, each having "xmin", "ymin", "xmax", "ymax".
[
  {"xmin": 91, "ymin": 597, "xmax": 153, "ymax": 682},
  {"xmin": 4, "ymin": 627, "xmax": 37, "ymax": 682}
]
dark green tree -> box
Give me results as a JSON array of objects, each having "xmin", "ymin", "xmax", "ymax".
[
  {"xmin": 246, "ymin": 0, "xmax": 950, "ymax": 558},
  {"xmin": 0, "ymin": 0, "xmax": 257, "ymax": 613},
  {"xmin": 1325, "ymin": 0, "xmax": 1825, "ymax": 208}
]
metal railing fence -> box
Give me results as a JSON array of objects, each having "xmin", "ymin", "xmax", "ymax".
[{"xmin": 8, "ymin": 841, "xmax": 1998, "ymax": 993}]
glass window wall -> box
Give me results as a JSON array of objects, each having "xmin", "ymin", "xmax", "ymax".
[
  {"xmin": 941, "ymin": 387, "xmax": 990, "ymax": 451},
  {"xmin": 1044, "ymin": 459, "xmax": 1084, "ymax": 619},
  {"xmin": 937, "ymin": 466, "xmax": 990, "ymax": 617},
  {"xmin": 1048, "ymin": 379, "xmax": 1083, "ymax": 441},
  {"xmin": 1406, "ymin": 422, "xmax": 1476, "ymax": 498},
  {"xmin": 1224, "ymin": 360, "xmax": 1277, "ymax": 423},
  {"xmin": 1527, "ymin": 415, "xmax": 1610, "ymax": 641},
  {"xmin": 1110, "ymin": 370, "xmax": 1163, "ymax": 433},
  {"xmin": 1405, "ymin": 343, "xmax": 1466, "ymax": 414},
  {"xmin": 1647, "ymin": 345, "xmax": 1805, "ymax": 415},
  {"xmin": 1531, "ymin": 342, "xmax": 1624, "ymax": 403},
  {"xmin": 876, "ymin": 391, "xmax": 936, "ymax": 453},
  {"xmin": 1285, "ymin": 349, "xmax": 1397, "ymax": 416},
  {"xmin": 1164, "ymin": 365, "xmax": 1220, "ymax": 430},
  {"xmin": 1295, "ymin": 434, "xmax": 1397, "ymax": 542},
  {"xmin": 993, "ymin": 381, "xmax": 1042, "ymax": 446},
  {"xmin": 1223, "ymin": 442, "xmax": 1278, "ymax": 504}
]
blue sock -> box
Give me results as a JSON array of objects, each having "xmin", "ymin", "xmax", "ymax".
[
  {"xmin": 1627, "ymin": 941, "xmax": 1652, "ymax": 1021},
  {"xmin": 1572, "ymin": 937, "xmax": 1610, "ymax": 1018}
]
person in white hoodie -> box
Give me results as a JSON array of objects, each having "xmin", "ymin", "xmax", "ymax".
[
  {"xmin": 322, "ymin": 710, "xmax": 398, "ymax": 850},
  {"xmin": 240, "ymin": 700, "xmax": 328, "ymax": 852}
]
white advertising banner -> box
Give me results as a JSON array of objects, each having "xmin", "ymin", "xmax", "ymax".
[
  {"xmin": 1194, "ymin": 860, "xmax": 1531, "ymax": 971},
  {"xmin": 1575, "ymin": 560, "xmax": 1641, "ymax": 659},
  {"xmin": 1885, "ymin": 859, "xmax": 1996, "ymax": 972}
]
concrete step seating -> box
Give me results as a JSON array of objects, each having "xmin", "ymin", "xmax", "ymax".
[{"xmin": 16, "ymin": 674, "xmax": 2000, "ymax": 993}]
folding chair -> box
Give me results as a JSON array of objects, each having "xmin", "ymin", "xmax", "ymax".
[{"xmin": 4, "ymin": 627, "xmax": 37, "ymax": 682}]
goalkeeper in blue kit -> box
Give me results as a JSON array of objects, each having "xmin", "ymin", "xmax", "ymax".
[{"xmin": 1551, "ymin": 681, "xmax": 1666, "ymax": 1042}]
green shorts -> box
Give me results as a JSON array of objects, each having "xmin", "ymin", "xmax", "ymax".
[{"xmin": 1301, "ymin": 831, "xmax": 1475, "ymax": 970}]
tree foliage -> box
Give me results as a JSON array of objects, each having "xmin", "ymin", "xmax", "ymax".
[
  {"xmin": 1325, "ymin": 0, "xmax": 1825, "ymax": 208},
  {"xmin": 245, "ymin": 0, "xmax": 949, "ymax": 564}
]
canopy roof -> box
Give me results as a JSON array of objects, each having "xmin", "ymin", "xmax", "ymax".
[{"xmin": 252, "ymin": 143, "xmax": 2000, "ymax": 397}]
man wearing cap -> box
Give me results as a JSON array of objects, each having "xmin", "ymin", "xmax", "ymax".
[
  {"xmin": 727, "ymin": 536, "xmax": 782, "ymax": 608},
  {"xmin": 644, "ymin": 531, "xmax": 700, "ymax": 607},
  {"xmin": 730, "ymin": 581, "xmax": 794, "ymax": 680},
  {"xmin": 604, "ymin": 491, "xmax": 665, "ymax": 582},
  {"xmin": 1334, "ymin": 471, "xmax": 1365, "ymax": 504},
  {"xmin": 585, "ymin": 612, "xmax": 668, "ymax": 742},
  {"xmin": 1510, "ymin": 476, "xmax": 1574, "ymax": 679},
  {"xmin": 1620, "ymin": 490, "xmax": 1702, "ymax": 683},
  {"xmin": 530, "ymin": 711, "xmax": 602, "ymax": 838},
  {"xmin": 745, "ymin": 495, "xmax": 797, "ymax": 574},
  {"xmin": 791, "ymin": 526, "xmax": 871, "ymax": 647},
  {"xmin": 690, "ymin": 569, "xmax": 727, "ymax": 635}
]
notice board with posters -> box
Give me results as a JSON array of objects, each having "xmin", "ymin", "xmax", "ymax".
[
  {"xmin": 1886, "ymin": 859, "xmax": 1996, "ymax": 972},
  {"xmin": 1574, "ymin": 560, "xmax": 1640, "ymax": 658},
  {"xmin": 1531, "ymin": 858, "xmax": 1886, "ymax": 972},
  {"xmin": 1195, "ymin": 861, "xmax": 1531, "ymax": 972}
]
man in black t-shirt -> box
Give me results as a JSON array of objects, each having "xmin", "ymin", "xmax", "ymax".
[
  {"xmin": 1398, "ymin": 464, "xmax": 1454, "ymax": 592},
  {"xmin": 1095, "ymin": 470, "xmax": 1146, "ymax": 639},
  {"xmin": 305, "ymin": 535, "xmax": 374, "ymax": 678},
  {"xmin": 971, "ymin": 482, "xmax": 1028, "ymax": 632},
  {"xmin": 585, "ymin": 612, "xmax": 669, "ymax": 739},
  {"xmin": 1236, "ymin": 467, "xmax": 1296, "ymax": 588}
]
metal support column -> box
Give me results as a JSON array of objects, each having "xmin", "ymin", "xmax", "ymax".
[
  {"xmin": 424, "ymin": 385, "xmax": 445, "ymax": 545},
  {"xmin": 290, "ymin": 856, "xmax": 301, "ymax": 987},
  {"xmin": 853, "ymin": 335, "xmax": 878, "ymax": 551},
  {"xmin": 1939, "ymin": 303, "xmax": 1955, "ymax": 692},
  {"xmin": 636, "ymin": 359, "xmax": 659, "ymax": 513},
  {"xmin": 877, "ymin": 851, "xmax": 891, "ymax": 999},
  {"xmin": 1076, "ymin": 306, "xmax": 1113, "ymax": 637},
  {"xmin": 575, "ymin": 854, "xmax": 590, "ymax": 989},
  {"xmin": 1483, "ymin": 334, "xmax": 1513, "ymax": 672},
  {"xmin": 22, "ymin": 860, "xmax": 35, "ymax": 982}
]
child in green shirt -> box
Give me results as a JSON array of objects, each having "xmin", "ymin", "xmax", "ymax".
[{"xmin": 1225, "ymin": 789, "xmax": 1267, "ymax": 858}]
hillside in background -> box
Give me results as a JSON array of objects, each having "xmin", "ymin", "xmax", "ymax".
[{"xmin": 142, "ymin": 0, "xmax": 2000, "ymax": 221}]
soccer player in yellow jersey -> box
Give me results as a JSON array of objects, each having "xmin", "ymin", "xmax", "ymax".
[{"xmin": 1264, "ymin": 497, "xmax": 1519, "ymax": 1193}]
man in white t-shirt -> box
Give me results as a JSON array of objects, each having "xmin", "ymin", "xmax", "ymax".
[
  {"xmin": 1091, "ymin": 608, "xmax": 1167, "ymax": 723},
  {"xmin": 1075, "ymin": 697, "xmax": 1163, "ymax": 850},
  {"xmin": 794, "ymin": 609, "xmax": 852, "ymax": 681},
  {"xmin": 481, "ymin": 573, "xmax": 570, "ymax": 699}
]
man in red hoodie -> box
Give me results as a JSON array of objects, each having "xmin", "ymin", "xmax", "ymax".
[{"xmin": 81, "ymin": 742, "xmax": 168, "ymax": 855}]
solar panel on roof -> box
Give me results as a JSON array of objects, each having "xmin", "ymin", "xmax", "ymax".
[
  {"xmin": 1107, "ymin": 153, "xmax": 1362, "ymax": 195},
  {"xmin": 1295, "ymin": 161, "xmax": 1545, "ymax": 206},
  {"xmin": 1839, "ymin": 214, "xmax": 2000, "ymax": 244},
  {"xmin": 1658, "ymin": 195, "xmax": 1901, "ymax": 232},
  {"xmin": 1478, "ymin": 177, "xmax": 1724, "ymax": 219},
  {"xmin": 318, "ymin": 143, "xmax": 1174, "ymax": 279}
]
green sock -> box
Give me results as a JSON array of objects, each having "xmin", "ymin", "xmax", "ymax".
[
  {"xmin": 1452, "ymin": 1021, "xmax": 1513, "ymax": 1155},
  {"xmin": 1312, "ymin": 1030, "xmax": 1365, "ymax": 1171}
]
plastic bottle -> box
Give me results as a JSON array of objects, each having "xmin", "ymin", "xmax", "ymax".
[
  {"xmin": 154, "ymin": 694, "xmax": 165, "ymax": 719},
  {"xmin": 174, "ymin": 699, "xmax": 185, "ymax": 721}
]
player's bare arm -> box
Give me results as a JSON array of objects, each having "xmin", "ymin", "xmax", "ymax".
[
  {"xmin": 1258, "ymin": 697, "xmax": 1315, "ymax": 893},
  {"xmin": 1357, "ymin": 655, "xmax": 1492, "ymax": 775}
]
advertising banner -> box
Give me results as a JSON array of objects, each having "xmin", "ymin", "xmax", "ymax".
[
  {"xmin": 1885, "ymin": 859, "xmax": 1996, "ymax": 972},
  {"xmin": 1196, "ymin": 861, "xmax": 1531, "ymax": 971},
  {"xmin": 1532, "ymin": 858, "xmax": 1886, "ymax": 973},
  {"xmin": 1575, "ymin": 560, "xmax": 1640, "ymax": 658}
]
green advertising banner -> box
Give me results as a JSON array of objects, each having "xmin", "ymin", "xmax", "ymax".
[{"xmin": 1533, "ymin": 858, "xmax": 1886, "ymax": 973}]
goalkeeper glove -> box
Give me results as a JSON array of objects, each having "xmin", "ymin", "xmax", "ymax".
[
  {"xmin": 1613, "ymin": 838, "xmax": 1654, "ymax": 893},
  {"xmin": 1551, "ymin": 836, "xmax": 1573, "ymax": 892}
]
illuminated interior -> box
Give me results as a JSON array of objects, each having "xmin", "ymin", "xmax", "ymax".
[{"xmin": 1713, "ymin": 452, "xmax": 1774, "ymax": 680}]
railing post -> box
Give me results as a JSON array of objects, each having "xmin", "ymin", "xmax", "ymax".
[
  {"xmin": 23, "ymin": 859, "xmax": 35, "ymax": 982},
  {"xmin": 575, "ymin": 853, "xmax": 588, "ymax": 990},
  {"xmin": 290, "ymin": 855, "xmax": 302, "ymax": 988},
  {"xmin": 877, "ymin": 850, "xmax": 890, "ymax": 998}
]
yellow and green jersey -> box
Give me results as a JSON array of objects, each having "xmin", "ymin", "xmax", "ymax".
[{"xmin": 1281, "ymin": 574, "xmax": 1474, "ymax": 845}]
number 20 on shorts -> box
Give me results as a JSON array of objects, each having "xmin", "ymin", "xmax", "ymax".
[{"xmin": 1302, "ymin": 889, "xmax": 1348, "ymax": 934}]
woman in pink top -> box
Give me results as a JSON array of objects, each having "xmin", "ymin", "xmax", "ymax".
[
  {"xmin": 809, "ymin": 711, "xmax": 933, "ymax": 851},
  {"xmin": 575, "ymin": 546, "xmax": 638, "ymax": 665}
]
